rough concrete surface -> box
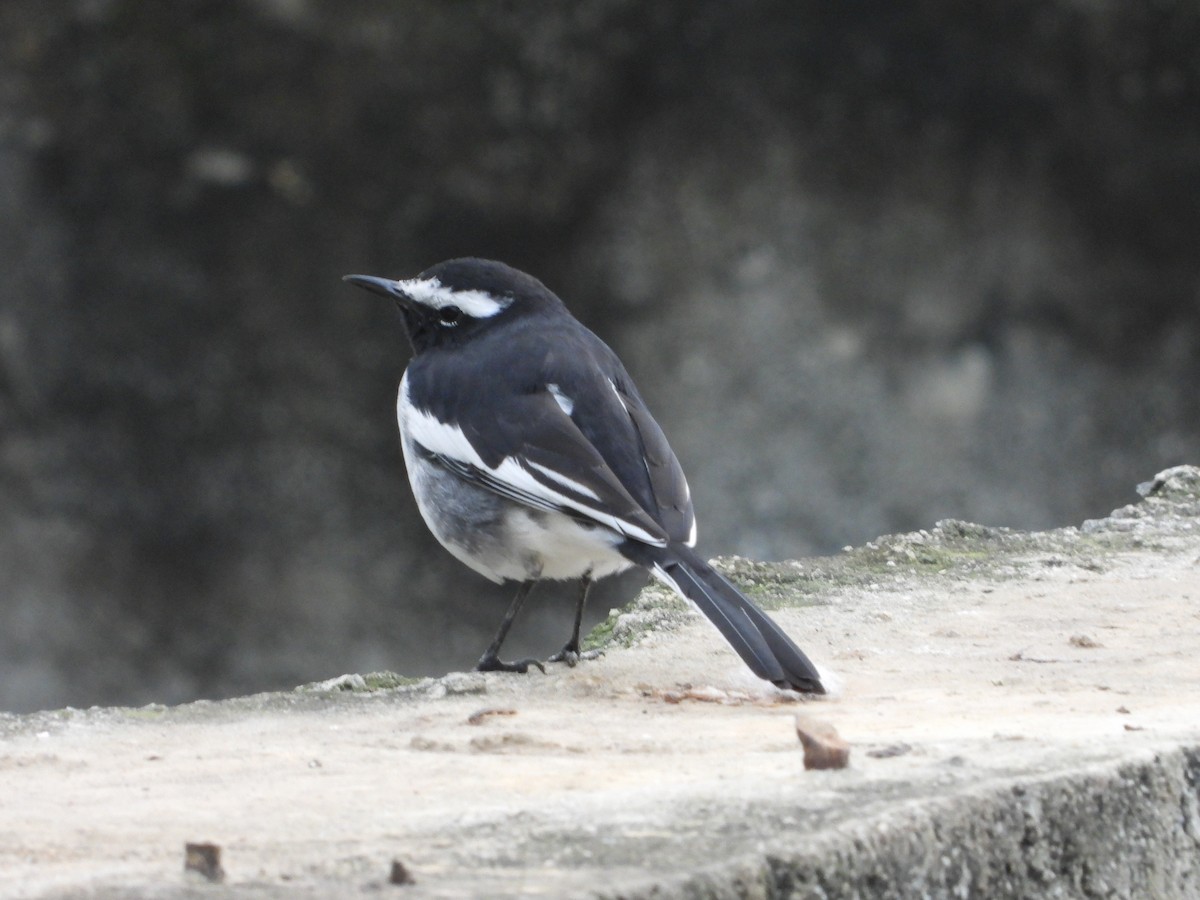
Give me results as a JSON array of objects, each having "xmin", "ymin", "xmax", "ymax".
[{"xmin": 2, "ymin": 466, "xmax": 1199, "ymax": 899}]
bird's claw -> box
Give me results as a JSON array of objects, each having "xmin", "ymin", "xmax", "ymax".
[
  {"xmin": 546, "ymin": 645, "xmax": 604, "ymax": 667},
  {"xmin": 475, "ymin": 653, "xmax": 545, "ymax": 675}
]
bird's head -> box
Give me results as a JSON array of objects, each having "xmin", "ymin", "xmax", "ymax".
[{"xmin": 344, "ymin": 257, "xmax": 562, "ymax": 353}]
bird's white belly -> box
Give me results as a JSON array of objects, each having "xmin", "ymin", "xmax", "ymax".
[
  {"xmin": 402, "ymin": 431, "xmax": 632, "ymax": 584},
  {"xmin": 494, "ymin": 506, "xmax": 633, "ymax": 582}
]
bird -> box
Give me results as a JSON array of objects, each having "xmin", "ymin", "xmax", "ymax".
[{"xmin": 344, "ymin": 258, "xmax": 825, "ymax": 694}]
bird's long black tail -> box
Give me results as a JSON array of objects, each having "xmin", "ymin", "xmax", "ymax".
[{"xmin": 647, "ymin": 543, "xmax": 825, "ymax": 694}]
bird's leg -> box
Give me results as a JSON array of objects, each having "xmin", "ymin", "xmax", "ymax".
[
  {"xmin": 475, "ymin": 580, "xmax": 545, "ymax": 674},
  {"xmin": 547, "ymin": 575, "xmax": 602, "ymax": 666}
]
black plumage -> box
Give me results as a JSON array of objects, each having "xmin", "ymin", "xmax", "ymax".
[{"xmin": 344, "ymin": 258, "xmax": 824, "ymax": 694}]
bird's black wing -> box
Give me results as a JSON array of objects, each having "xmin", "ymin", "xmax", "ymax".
[
  {"xmin": 404, "ymin": 315, "xmax": 694, "ymax": 548},
  {"xmin": 533, "ymin": 323, "xmax": 695, "ymax": 546},
  {"xmin": 403, "ymin": 376, "xmax": 669, "ymax": 547},
  {"xmin": 605, "ymin": 374, "xmax": 695, "ymax": 546}
]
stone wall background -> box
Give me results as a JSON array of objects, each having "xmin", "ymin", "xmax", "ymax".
[{"xmin": 1, "ymin": 1, "xmax": 1197, "ymax": 712}]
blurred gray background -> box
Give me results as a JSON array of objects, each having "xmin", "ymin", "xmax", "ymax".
[{"xmin": 1, "ymin": 1, "xmax": 1197, "ymax": 713}]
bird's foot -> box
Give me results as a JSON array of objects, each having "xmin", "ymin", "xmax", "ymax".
[
  {"xmin": 475, "ymin": 653, "xmax": 545, "ymax": 675},
  {"xmin": 546, "ymin": 644, "xmax": 604, "ymax": 668}
]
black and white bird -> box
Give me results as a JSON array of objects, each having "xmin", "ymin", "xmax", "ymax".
[{"xmin": 344, "ymin": 258, "xmax": 824, "ymax": 694}]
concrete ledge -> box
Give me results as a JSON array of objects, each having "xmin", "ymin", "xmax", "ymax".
[
  {"xmin": 636, "ymin": 747, "xmax": 1200, "ymax": 899},
  {"xmin": 2, "ymin": 466, "xmax": 1198, "ymax": 898}
]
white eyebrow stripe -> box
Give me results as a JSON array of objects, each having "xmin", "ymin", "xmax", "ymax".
[
  {"xmin": 546, "ymin": 383, "xmax": 574, "ymax": 416},
  {"xmin": 395, "ymin": 276, "xmax": 511, "ymax": 319}
]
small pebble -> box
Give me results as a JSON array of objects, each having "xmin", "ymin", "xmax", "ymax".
[
  {"xmin": 794, "ymin": 715, "xmax": 851, "ymax": 770},
  {"xmin": 865, "ymin": 742, "xmax": 912, "ymax": 759},
  {"xmin": 184, "ymin": 842, "xmax": 224, "ymax": 882},
  {"xmin": 466, "ymin": 708, "xmax": 517, "ymax": 726},
  {"xmin": 389, "ymin": 859, "xmax": 416, "ymax": 885}
]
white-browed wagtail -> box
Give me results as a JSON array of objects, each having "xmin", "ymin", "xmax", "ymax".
[{"xmin": 344, "ymin": 258, "xmax": 824, "ymax": 694}]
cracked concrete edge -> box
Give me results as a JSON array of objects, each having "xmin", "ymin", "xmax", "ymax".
[
  {"xmin": 600, "ymin": 745, "xmax": 1200, "ymax": 900},
  {"xmin": 578, "ymin": 464, "xmax": 1200, "ymax": 900}
]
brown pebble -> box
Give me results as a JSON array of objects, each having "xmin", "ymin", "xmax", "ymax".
[
  {"xmin": 184, "ymin": 842, "xmax": 224, "ymax": 882},
  {"xmin": 794, "ymin": 715, "xmax": 851, "ymax": 770},
  {"xmin": 466, "ymin": 708, "xmax": 517, "ymax": 726},
  {"xmin": 1069, "ymin": 634, "xmax": 1102, "ymax": 648},
  {"xmin": 865, "ymin": 742, "xmax": 912, "ymax": 759},
  {"xmin": 389, "ymin": 859, "xmax": 416, "ymax": 885}
]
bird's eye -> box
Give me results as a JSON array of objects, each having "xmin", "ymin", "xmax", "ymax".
[{"xmin": 438, "ymin": 306, "xmax": 463, "ymax": 326}]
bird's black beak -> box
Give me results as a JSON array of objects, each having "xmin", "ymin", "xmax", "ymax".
[
  {"xmin": 343, "ymin": 274, "xmax": 407, "ymax": 302},
  {"xmin": 344, "ymin": 273, "xmax": 425, "ymax": 352}
]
